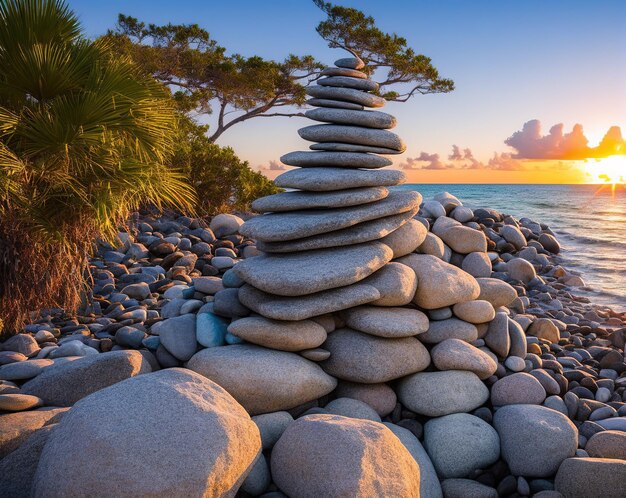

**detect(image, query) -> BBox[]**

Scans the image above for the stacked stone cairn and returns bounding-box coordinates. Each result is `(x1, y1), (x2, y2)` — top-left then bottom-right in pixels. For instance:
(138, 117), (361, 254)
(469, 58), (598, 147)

(3, 56), (626, 498)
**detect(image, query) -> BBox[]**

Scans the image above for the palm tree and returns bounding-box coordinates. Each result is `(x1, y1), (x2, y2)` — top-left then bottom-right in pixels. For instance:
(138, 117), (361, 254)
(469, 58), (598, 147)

(0, 0), (195, 336)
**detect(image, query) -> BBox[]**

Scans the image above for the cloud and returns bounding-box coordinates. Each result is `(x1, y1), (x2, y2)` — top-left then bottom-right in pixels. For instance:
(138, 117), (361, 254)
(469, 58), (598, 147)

(505, 120), (625, 159)
(260, 159), (286, 171)
(400, 152), (450, 170)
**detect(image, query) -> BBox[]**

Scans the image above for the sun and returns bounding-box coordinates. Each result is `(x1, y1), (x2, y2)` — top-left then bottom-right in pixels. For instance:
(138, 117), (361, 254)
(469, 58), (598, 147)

(585, 155), (626, 185)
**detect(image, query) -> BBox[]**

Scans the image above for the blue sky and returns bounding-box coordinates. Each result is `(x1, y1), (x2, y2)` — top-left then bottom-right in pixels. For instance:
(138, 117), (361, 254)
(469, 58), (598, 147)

(67, 0), (626, 181)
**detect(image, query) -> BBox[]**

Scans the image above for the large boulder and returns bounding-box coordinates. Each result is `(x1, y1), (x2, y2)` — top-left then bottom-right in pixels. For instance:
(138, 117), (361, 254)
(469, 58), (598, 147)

(397, 370), (489, 417)
(493, 404), (577, 477)
(187, 345), (337, 415)
(585, 430), (626, 460)
(32, 369), (260, 498)
(398, 254), (480, 309)
(555, 457), (626, 498)
(20, 351), (151, 407)
(321, 328), (430, 383)
(424, 413), (500, 478)
(0, 407), (68, 459)
(270, 414), (420, 497)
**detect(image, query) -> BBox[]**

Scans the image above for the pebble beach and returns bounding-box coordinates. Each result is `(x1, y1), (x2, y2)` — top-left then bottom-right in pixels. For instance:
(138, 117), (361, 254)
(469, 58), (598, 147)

(1, 56), (626, 498)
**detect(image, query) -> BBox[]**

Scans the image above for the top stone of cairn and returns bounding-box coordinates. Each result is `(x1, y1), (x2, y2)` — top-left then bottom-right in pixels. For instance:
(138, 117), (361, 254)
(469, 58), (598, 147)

(334, 56), (365, 69)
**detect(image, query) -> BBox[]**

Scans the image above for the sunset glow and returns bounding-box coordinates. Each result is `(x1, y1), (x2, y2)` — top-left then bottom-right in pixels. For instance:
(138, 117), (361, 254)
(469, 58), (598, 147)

(585, 155), (626, 184)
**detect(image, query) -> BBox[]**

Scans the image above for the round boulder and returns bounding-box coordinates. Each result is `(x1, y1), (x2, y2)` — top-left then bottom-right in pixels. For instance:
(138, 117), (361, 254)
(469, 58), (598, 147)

(555, 457), (626, 498)
(491, 372), (546, 406)
(271, 414), (420, 497)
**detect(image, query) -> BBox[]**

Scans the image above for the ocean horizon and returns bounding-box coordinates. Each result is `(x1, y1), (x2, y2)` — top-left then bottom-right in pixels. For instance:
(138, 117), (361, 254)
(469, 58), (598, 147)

(397, 183), (626, 311)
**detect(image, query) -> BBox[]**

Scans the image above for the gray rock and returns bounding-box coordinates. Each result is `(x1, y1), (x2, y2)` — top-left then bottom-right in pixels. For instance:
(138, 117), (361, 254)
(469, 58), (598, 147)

(233, 242), (392, 296)
(0, 359), (53, 381)
(424, 413), (500, 478)
(0, 424), (55, 498)
(2, 335), (39, 357)
(334, 57), (365, 69)
(158, 314), (197, 361)
(280, 150), (391, 168)
(241, 453), (271, 495)
(32, 369), (260, 498)
(500, 225), (527, 250)
(306, 85), (385, 107)
(439, 226), (487, 254)
(397, 371), (489, 417)
(539, 233), (560, 254)
(192, 276), (224, 294)
(238, 283), (380, 321)
(321, 67), (366, 78)
(0, 393), (43, 412)
(298, 124), (405, 151)
(462, 252), (492, 278)
(452, 300), (495, 324)
(555, 457), (626, 498)
(227, 317), (327, 352)
(252, 186), (388, 212)
(187, 345), (337, 415)
(309, 142), (404, 154)
(213, 288), (250, 318)
(341, 305), (429, 338)
(317, 75), (379, 91)
(476, 278), (518, 307)
(491, 372), (547, 405)
(239, 191), (420, 242)
(324, 397), (381, 422)
(384, 423), (443, 498)
(361, 261), (417, 306)
(431, 338), (497, 379)
(305, 107), (395, 129)
(21, 351), (151, 407)
(252, 411), (294, 450)
(507, 257), (537, 283)
(419, 318), (478, 344)
(441, 479), (498, 498)
(257, 210), (415, 253)
(274, 166), (405, 191)
(380, 218), (428, 258)
(493, 404), (577, 477)
(321, 328), (430, 383)
(0, 407), (69, 459)
(334, 381), (396, 417)
(270, 414), (420, 497)
(306, 98), (364, 110)
(508, 318), (528, 358)
(209, 213), (244, 238)
(484, 312), (511, 358)
(585, 430), (626, 460)
(398, 254), (480, 309)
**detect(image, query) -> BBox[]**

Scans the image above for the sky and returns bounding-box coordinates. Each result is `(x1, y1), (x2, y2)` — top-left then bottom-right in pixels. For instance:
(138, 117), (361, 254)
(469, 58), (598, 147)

(68, 0), (626, 183)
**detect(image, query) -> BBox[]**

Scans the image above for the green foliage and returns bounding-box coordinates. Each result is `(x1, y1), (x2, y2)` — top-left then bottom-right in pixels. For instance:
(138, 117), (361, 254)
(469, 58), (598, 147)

(0, 0), (195, 335)
(314, 0), (454, 100)
(172, 115), (280, 214)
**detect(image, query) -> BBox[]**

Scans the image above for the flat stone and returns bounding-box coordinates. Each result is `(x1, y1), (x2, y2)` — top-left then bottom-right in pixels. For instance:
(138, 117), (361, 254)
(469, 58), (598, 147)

(32, 369), (261, 498)
(317, 75), (379, 91)
(300, 348), (330, 361)
(476, 278), (518, 307)
(384, 423), (443, 498)
(320, 67), (367, 78)
(239, 191), (421, 242)
(299, 124), (405, 151)
(585, 430), (626, 460)
(335, 57), (365, 69)
(321, 328), (430, 383)
(439, 226), (488, 254)
(305, 107), (396, 128)
(484, 312), (511, 358)
(419, 318), (478, 344)
(555, 457), (626, 498)
(306, 85), (385, 107)
(191, 276), (224, 294)
(493, 404), (577, 477)
(270, 414), (420, 497)
(341, 306), (429, 338)
(252, 186), (388, 212)
(380, 219), (428, 258)
(238, 283), (380, 321)
(227, 317), (327, 352)
(280, 150), (391, 168)
(0, 359), (53, 381)
(431, 338), (497, 380)
(233, 242), (393, 296)
(256, 210), (415, 253)
(0, 393), (43, 412)
(453, 300), (495, 323)
(491, 372), (547, 405)
(398, 254), (480, 309)
(0, 407), (68, 458)
(424, 413), (500, 478)
(397, 371), (489, 417)
(274, 167), (405, 191)
(158, 314), (198, 361)
(21, 351), (151, 407)
(309, 142), (403, 154)
(306, 98), (364, 110)
(335, 381), (397, 417)
(361, 261), (417, 306)
(187, 345), (337, 415)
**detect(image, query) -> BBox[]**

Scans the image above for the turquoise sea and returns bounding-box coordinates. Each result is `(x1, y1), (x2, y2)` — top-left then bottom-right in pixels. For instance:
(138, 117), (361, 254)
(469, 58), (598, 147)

(397, 184), (626, 311)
